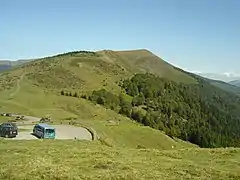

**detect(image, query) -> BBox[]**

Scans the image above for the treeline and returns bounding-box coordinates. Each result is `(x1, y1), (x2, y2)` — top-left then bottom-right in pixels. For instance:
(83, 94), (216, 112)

(60, 90), (87, 99)
(85, 73), (240, 148)
(43, 51), (96, 60)
(54, 51), (96, 57)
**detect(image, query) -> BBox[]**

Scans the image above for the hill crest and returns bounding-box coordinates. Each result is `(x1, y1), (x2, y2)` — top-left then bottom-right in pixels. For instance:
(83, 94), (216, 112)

(1, 49), (196, 93)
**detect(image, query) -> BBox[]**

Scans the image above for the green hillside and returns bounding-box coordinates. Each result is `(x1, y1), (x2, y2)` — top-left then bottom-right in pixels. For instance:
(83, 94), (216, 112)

(3, 50), (196, 95)
(85, 73), (240, 148)
(0, 50), (198, 150)
(106, 49), (197, 83)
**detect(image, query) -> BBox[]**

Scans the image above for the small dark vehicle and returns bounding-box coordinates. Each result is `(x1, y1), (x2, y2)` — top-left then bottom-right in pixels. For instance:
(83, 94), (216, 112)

(5, 113), (12, 117)
(0, 123), (18, 138)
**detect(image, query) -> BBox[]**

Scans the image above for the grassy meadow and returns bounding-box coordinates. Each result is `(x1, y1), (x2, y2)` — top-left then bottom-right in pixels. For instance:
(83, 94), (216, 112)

(0, 140), (239, 180)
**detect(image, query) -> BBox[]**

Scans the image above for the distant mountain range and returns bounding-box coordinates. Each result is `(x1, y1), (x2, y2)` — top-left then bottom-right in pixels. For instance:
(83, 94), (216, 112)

(188, 72), (240, 95)
(194, 72), (240, 82)
(0, 64), (11, 71)
(229, 80), (240, 87)
(0, 59), (34, 72)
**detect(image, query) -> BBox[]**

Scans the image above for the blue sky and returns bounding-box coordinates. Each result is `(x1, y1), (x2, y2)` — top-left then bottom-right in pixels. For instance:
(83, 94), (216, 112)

(1, 0), (240, 74)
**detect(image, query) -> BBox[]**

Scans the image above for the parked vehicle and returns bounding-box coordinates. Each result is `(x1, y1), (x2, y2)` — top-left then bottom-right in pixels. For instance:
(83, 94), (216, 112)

(0, 123), (18, 138)
(5, 113), (12, 117)
(33, 123), (55, 139)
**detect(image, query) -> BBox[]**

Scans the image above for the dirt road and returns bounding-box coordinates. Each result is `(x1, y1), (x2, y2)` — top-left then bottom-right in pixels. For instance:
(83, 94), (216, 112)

(7, 115), (93, 140)
(11, 125), (92, 140)
(9, 73), (24, 98)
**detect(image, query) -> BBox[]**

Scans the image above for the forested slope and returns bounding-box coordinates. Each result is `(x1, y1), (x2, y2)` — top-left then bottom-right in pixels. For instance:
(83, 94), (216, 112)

(82, 73), (240, 148)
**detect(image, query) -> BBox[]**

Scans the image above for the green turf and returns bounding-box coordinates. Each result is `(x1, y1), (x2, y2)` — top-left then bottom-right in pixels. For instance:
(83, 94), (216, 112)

(0, 116), (12, 123)
(0, 140), (239, 180)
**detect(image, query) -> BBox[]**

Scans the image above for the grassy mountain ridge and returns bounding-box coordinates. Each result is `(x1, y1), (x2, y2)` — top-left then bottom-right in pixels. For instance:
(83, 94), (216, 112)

(0, 50), (198, 150)
(108, 49), (197, 83)
(10, 49), (197, 95)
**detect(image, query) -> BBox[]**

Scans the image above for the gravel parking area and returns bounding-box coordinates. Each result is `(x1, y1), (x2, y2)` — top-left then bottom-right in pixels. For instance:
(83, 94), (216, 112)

(6, 124), (92, 140)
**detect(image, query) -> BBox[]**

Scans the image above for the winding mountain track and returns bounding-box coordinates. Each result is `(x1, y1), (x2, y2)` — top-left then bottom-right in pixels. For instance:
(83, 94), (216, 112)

(9, 73), (24, 98)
